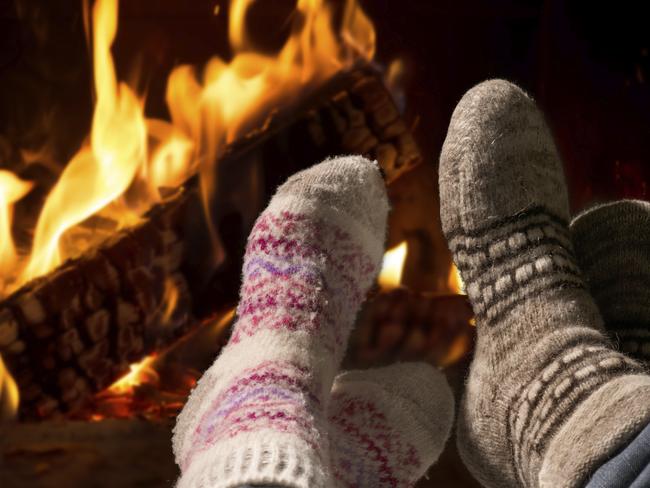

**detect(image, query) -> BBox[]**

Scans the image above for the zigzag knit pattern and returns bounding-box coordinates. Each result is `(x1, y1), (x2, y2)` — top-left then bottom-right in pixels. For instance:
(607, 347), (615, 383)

(330, 390), (421, 485)
(231, 210), (375, 349)
(173, 156), (388, 488)
(328, 363), (454, 488)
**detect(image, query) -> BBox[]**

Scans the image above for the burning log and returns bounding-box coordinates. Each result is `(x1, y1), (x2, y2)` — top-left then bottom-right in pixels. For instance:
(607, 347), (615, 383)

(0, 67), (423, 419)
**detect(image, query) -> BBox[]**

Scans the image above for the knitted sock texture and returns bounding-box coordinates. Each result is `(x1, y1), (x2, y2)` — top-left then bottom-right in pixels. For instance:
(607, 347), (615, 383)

(571, 200), (650, 362)
(439, 79), (650, 488)
(328, 363), (454, 488)
(173, 155), (389, 488)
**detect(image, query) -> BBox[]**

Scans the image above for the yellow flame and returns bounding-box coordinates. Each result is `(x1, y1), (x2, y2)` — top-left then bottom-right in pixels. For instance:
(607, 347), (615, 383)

(147, 119), (195, 192)
(0, 171), (33, 289)
(378, 241), (408, 289)
(166, 0), (375, 263)
(8, 0), (373, 289)
(161, 277), (180, 324)
(0, 355), (19, 419)
(21, 0), (148, 282)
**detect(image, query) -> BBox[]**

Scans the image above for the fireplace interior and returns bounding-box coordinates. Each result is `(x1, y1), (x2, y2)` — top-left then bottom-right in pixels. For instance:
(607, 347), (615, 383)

(1, 1), (649, 487)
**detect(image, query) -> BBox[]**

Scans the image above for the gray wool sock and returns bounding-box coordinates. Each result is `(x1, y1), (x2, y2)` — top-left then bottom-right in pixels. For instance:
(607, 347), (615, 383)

(571, 200), (650, 362)
(439, 79), (650, 488)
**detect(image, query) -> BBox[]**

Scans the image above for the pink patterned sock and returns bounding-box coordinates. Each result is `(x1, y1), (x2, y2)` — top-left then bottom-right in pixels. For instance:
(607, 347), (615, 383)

(173, 156), (389, 488)
(329, 363), (454, 488)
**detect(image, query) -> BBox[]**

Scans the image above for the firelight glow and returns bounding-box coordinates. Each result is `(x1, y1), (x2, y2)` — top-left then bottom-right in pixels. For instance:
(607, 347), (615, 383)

(0, 0), (375, 296)
(449, 263), (465, 294)
(0, 171), (32, 288)
(378, 241), (408, 289)
(0, 0), (376, 417)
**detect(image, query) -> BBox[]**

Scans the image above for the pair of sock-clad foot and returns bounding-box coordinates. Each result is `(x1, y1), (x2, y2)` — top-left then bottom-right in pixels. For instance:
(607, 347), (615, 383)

(172, 79), (650, 488)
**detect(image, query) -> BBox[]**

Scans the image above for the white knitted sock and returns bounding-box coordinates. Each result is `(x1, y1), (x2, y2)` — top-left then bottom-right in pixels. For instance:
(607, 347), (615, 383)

(328, 363), (454, 488)
(173, 155), (389, 488)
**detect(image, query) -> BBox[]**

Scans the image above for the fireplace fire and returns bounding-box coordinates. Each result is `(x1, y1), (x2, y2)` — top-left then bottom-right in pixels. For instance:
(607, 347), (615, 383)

(0, 0), (474, 486)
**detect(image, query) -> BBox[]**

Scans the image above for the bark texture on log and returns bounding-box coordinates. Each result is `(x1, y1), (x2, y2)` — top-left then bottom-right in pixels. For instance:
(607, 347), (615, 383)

(0, 67), (424, 419)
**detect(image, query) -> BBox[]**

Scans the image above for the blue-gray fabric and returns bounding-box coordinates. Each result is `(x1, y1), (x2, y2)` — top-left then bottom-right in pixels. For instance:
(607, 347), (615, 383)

(586, 422), (650, 488)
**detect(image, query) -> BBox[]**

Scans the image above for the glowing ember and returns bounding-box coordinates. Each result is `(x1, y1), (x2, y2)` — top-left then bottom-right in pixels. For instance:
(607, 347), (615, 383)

(378, 241), (408, 289)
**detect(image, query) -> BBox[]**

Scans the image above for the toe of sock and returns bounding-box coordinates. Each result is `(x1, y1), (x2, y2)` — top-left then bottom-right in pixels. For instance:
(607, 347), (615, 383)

(334, 362), (455, 455)
(272, 154), (389, 252)
(439, 79), (570, 237)
(447, 79), (532, 133)
(571, 199), (650, 248)
(277, 155), (387, 206)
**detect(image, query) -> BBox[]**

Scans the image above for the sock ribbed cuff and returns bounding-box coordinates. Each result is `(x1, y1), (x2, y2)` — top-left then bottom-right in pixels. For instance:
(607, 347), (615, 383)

(176, 434), (328, 488)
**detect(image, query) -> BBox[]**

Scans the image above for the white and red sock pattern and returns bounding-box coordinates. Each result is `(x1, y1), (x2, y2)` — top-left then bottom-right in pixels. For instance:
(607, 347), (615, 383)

(173, 156), (389, 488)
(328, 363), (454, 488)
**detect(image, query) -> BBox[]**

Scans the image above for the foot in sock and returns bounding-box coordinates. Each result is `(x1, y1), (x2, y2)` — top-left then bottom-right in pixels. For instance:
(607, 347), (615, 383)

(439, 79), (650, 488)
(233, 362), (455, 488)
(571, 200), (650, 363)
(328, 362), (454, 487)
(173, 155), (389, 488)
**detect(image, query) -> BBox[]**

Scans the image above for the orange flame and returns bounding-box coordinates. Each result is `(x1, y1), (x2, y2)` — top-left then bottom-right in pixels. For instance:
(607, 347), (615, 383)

(161, 277), (180, 324)
(0, 0), (374, 294)
(0, 355), (19, 419)
(166, 0), (375, 264)
(0, 0), (376, 414)
(448, 263), (465, 295)
(0, 171), (32, 291)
